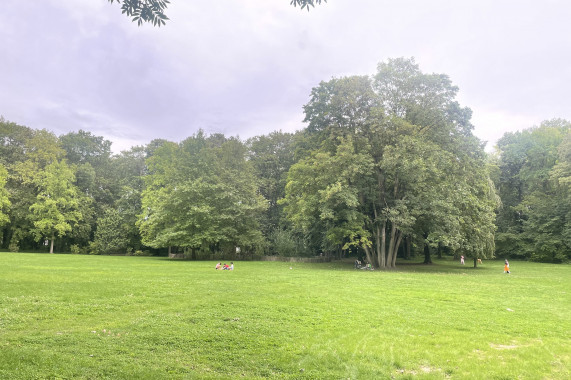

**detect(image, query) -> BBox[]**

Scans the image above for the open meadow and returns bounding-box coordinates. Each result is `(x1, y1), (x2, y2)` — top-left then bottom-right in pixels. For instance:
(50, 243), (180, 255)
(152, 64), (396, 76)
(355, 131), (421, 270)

(0, 252), (569, 379)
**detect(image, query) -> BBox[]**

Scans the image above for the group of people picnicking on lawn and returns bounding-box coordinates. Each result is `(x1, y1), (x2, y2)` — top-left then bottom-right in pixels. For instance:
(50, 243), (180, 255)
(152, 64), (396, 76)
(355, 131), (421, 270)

(215, 262), (233, 270)
(354, 257), (373, 270)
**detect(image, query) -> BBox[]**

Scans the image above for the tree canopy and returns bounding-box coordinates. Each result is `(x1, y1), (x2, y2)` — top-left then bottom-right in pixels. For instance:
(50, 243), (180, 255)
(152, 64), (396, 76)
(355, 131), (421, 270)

(0, 164), (10, 228)
(108, 0), (170, 27)
(137, 132), (267, 257)
(29, 160), (82, 253)
(283, 58), (498, 268)
(495, 119), (570, 262)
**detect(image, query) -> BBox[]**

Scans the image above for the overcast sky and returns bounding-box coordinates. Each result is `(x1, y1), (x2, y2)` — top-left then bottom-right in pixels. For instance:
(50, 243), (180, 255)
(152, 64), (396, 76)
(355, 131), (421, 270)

(1, 0), (570, 153)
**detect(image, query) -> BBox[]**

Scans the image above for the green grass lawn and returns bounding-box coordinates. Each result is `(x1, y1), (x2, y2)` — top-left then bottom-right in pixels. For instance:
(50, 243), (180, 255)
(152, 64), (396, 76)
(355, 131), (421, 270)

(0, 252), (569, 379)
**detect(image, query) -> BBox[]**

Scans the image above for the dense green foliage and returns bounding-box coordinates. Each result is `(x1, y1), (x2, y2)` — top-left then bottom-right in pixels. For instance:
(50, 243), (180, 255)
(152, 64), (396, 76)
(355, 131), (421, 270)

(138, 133), (267, 257)
(1, 252), (569, 379)
(0, 164), (10, 227)
(282, 59), (498, 268)
(92, 208), (130, 254)
(1, 58), (569, 264)
(29, 160), (82, 254)
(495, 119), (571, 262)
(108, 0), (170, 26)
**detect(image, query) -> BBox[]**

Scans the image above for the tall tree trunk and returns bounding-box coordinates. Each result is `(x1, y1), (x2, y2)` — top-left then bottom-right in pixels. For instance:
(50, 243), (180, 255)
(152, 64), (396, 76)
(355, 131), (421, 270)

(50, 233), (55, 254)
(380, 220), (386, 268)
(374, 168), (387, 269)
(391, 231), (403, 268)
(363, 245), (373, 267)
(375, 224), (382, 268)
(422, 232), (432, 264)
(423, 243), (432, 264)
(473, 257), (477, 268)
(386, 223), (397, 269)
(386, 176), (401, 269)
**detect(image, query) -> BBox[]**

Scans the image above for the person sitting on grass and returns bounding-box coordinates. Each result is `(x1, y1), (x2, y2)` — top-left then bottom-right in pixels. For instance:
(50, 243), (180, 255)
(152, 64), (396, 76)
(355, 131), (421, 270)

(229, 262), (234, 270)
(223, 263), (229, 270)
(215, 262), (221, 270)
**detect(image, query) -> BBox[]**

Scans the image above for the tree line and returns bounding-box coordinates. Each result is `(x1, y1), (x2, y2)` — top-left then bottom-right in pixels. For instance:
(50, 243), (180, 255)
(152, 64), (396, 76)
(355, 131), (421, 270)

(1, 58), (569, 265)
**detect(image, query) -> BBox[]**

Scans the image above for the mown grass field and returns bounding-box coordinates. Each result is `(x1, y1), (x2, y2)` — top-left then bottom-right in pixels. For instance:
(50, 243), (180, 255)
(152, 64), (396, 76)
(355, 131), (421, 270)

(0, 252), (569, 379)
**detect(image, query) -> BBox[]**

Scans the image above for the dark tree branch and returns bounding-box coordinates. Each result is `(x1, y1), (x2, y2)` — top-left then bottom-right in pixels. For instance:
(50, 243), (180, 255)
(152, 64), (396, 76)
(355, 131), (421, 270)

(108, 0), (327, 27)
(108, 0), (170, 27)
(290, 0), (327, 11)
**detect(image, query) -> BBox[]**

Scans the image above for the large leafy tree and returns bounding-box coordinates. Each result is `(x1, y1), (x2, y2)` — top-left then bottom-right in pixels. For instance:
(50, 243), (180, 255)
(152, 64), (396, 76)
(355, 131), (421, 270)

(2, 126), (66, 251)
(138, 131), (266, 257)
(283, 137), (373, 257)
(29, 160), (82, 253)
(284, 58), (497, 268)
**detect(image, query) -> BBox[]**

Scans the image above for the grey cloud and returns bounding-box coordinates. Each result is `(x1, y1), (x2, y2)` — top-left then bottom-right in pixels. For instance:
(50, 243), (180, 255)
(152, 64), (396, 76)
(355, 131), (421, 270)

(1, 0), (570, 153)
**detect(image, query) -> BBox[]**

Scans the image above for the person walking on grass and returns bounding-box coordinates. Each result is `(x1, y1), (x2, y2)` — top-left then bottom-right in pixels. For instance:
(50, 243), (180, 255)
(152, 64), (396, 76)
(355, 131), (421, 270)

(460, 255), (465, 265)
(504, 259), (510, 274)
